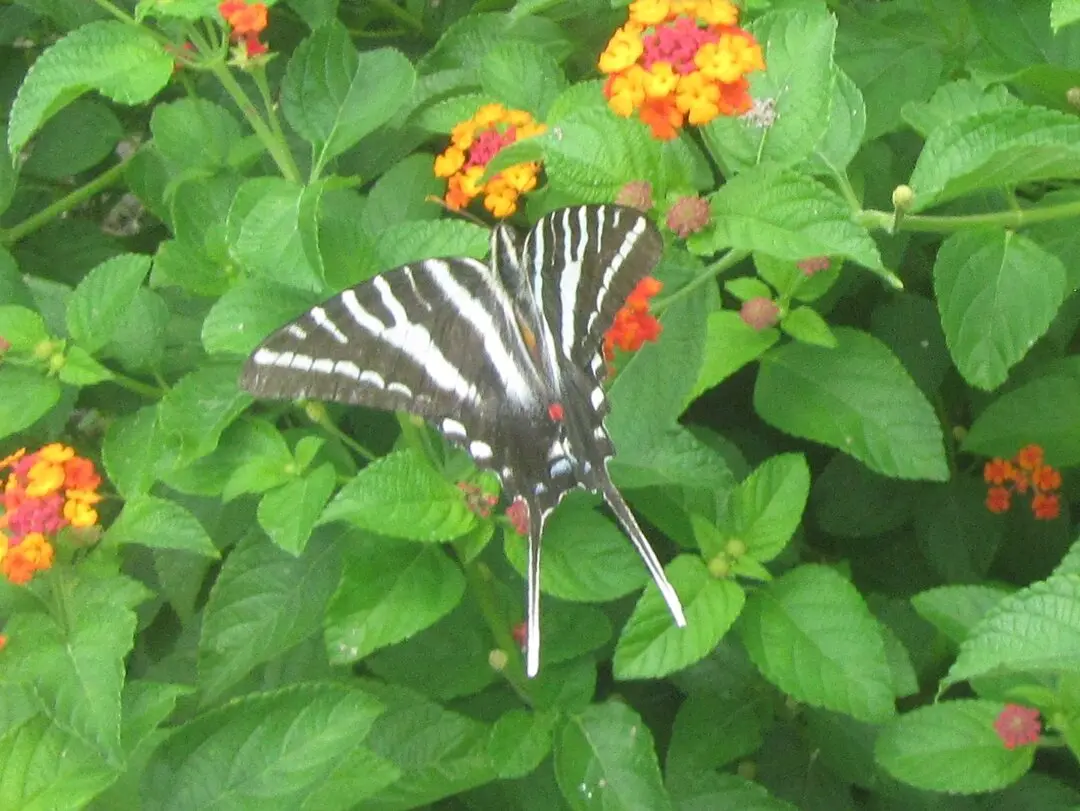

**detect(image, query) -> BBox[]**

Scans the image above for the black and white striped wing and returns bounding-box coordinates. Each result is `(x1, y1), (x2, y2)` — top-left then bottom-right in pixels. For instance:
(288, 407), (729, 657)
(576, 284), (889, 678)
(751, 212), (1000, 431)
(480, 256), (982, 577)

(524, 205), (663, 374)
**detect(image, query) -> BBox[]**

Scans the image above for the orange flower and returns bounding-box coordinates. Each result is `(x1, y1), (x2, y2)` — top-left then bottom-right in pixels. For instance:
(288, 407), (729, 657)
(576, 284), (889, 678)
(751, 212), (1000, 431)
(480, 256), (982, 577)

(986, 486), (1011, 514)
(604, 277), (664, 363)
(983, 458), (1015, 485)
(600, 2), (764, 139)
(1032, 465), (1062, 491)
(433, 104), (545, 218)
(994, 704), (1041, 750)
(1017, 444), (1044, 471)
(1032, 493), (1060, 521)
(983, 444), (1062, 521)
(1, 444), (104, 542)
(219, 0), (267, 35)
(1, 532), (54, 585)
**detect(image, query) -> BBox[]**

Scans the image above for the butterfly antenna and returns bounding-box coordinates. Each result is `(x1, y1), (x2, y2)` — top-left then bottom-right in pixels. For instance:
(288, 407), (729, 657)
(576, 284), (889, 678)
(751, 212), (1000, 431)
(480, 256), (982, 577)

(524, 498), (545, 677)
(598, 476), (687, 627)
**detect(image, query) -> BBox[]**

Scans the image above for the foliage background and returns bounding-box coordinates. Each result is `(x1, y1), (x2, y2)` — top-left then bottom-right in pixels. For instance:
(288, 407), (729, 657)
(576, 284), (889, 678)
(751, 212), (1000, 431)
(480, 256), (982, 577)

(2, 0), (1080, 808)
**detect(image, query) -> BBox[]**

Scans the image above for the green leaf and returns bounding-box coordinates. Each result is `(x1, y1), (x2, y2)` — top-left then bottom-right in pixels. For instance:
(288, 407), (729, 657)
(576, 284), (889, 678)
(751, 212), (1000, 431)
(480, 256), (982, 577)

(807, 68), (867, 175)
(934, 229), (1067, 390)
(908, 106), (1080, 211)
(876, 700), (1034, 793)
(150, 98), (242, 172)
(671, 772), (797, 810)
(221, 422), (296, 502)
(359, 153), (445, 235)
(755, 328), (947, 481)
(0, 366), (61, 439)
(20, 98), (121, 179)
(911, 585), (1011, 646)
(142, 684), (384, 809)
(481, 40), (566, 119)
(692, 166), (889, 279)
(811, 454), (917, 539)
(725, 453), (810, 563)
(555, 702), (673, 811)
(725, 278), (774, 301)
(703, 7), (835, 172)
(666, 690), (768, 781)
(282, 23), (415, 167)
(103, 495), (219, 558)
(102, 404), (177, 498)
(691, 311), (779, 400)
(614, 556), (744, 680)
(9, 21), (172, 155)
(58, 345), (114, 386)
(1053, 0), (1080, 31)
(963, 369), (1080, 466)
(325, 537), (465, 663)
(944, 573), (1080, 688)
(257, 463), (337, 555)
(202, 279), (322, 357)
(901, 79), (1021, 139)
(157, 361), (252, 464)
(65, 254), (151, 353)
(320, 450), (476, 541)
(738, 564), (895, 723)
(503, 493), (647, 603)
(197, 529), (342, 702)
(915, 477), (1004, 583)
(781, 306), (837, 348)
(0, 304), (49, 351)
(869, 293), (951, 397)
(487, 710), (557, 779)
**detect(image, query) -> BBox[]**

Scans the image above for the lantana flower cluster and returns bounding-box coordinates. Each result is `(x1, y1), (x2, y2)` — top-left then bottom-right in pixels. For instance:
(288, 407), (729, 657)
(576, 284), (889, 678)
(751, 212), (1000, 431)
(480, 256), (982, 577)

(219, 0), (269, 58)
(434, 104), (546, 218)
(984, 444), (1062, 520)
(599, 0), (765, 140)
(993, 704), (1041, 750)
(0, 444), (102, 585)
(603, 277), (663, 364)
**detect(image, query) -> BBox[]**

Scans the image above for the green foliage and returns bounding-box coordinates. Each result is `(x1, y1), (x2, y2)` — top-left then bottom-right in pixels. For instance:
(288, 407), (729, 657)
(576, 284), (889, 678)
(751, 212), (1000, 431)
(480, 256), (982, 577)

(1, 0), (1079, 808)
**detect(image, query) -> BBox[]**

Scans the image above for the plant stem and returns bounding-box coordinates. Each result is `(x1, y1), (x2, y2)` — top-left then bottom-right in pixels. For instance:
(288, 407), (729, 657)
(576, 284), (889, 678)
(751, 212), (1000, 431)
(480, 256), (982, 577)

(654, 250), (750, 314)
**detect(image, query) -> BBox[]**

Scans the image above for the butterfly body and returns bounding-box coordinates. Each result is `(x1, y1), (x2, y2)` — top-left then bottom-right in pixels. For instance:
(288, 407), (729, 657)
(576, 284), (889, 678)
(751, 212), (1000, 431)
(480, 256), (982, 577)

(241, 204), (687, 676)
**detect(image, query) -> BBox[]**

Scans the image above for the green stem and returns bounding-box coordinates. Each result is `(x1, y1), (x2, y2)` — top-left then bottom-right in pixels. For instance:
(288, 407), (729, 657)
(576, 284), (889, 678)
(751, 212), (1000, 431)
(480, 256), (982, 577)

(209, 62), (301, 183)
(858, 199), (1080, 234)
(309, 407), (376, 461)
(0, 159), (131, 245)
(106, 368), (166, 398)
(653, 250), (750, 314)
(462, 558), (534, 703)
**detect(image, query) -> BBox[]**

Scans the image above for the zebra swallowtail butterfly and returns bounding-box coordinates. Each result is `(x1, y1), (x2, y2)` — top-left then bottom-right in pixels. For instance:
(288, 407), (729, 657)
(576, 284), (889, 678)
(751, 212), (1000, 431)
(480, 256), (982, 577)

(240, 204), (687, 676)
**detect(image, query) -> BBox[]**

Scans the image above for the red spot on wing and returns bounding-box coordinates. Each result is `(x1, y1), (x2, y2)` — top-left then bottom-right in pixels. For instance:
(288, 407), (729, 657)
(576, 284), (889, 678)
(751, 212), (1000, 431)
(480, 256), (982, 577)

(548, 403), (565, 422)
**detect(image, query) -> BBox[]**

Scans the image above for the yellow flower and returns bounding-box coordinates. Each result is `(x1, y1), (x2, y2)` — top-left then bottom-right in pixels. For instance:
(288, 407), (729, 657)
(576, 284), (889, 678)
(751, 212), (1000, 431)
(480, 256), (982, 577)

(450, 119), (477, 149)
(599, 26), (645, 74)
(25, 460), (64, 497)
(38, 444), (74, 464)
(484, 187), (518, 218)
(605, 66), (648, 117)
(64, 498), (98, 528)
(692, 0), (738, 25)
(642, 62), (679, 98)
(501, 163), (540, 193)
(434, 146), (465, 178)
(695, 34), (765, 84)
(0, 449), (25, 469)
(629, 0), (671, 26)
(474, 103), (507, 127)
(676, 72), (721, 124)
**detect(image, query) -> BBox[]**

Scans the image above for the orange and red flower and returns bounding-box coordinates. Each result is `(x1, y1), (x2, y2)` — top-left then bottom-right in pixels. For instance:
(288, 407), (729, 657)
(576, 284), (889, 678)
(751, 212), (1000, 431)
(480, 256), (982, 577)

(983, 444), (1062, 520)
(993, 704), (1041, 750)
(0, 444), (103, 585)
(219, 1), (269, 58)
(599, 1), (765, 140)
(434, 104), (546, 218)
(603, 277), (663, 366)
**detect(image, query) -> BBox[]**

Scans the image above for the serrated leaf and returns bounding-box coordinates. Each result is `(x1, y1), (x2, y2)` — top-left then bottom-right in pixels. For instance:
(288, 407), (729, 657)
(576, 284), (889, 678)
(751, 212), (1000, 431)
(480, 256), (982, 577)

(754, 327), (947, 481)
(901, 79), (1021, 138)
(65, 254), (151, 353)
(614, 556), (744, 680)
(319, 450), (476, 541)
(909, 106), (1080, 211)
(101, 404), (177, 498)
(142, 684), (384, 809)
(869, 293), (951, 397)
(555, 702), (673, 811)
(157, 361), (252, 464)
(1053, 0), (1080, 31)
(480, 40), (566, 118)
(359, 153), (444, 235)
(703, 7), (835, 172)
(911, 585), (1011, 646)
(9, 21), (172, 155)
(487, 710), (557, 779)
(693, 166), (888, 279)
(876, 701), (1034, 793)
(503, 493), (647, 602)
(202, 279), (322, 357)
(257, 463), (337, 555)
(197, 529), (342, 702)
(781, 306), (837, 348)
(666, 690), (768, 781)
(738, 564), (895, 722)
(691, 311), (779, 399)
(807, 68), (867, 175)
(725, 278), (774, 301)
(0, 366), (61, 439)
(934, 229), (1067, 390)
(57, 345), (114, 386)
(725, 453), (809, 563)
(0, 304), (49, 350)
(963, 371), (1080, 466)
(944, 573), (1080, 688)
(282, 22), (415, 168)
(150, 98), (242, 171)
(811, 454), (917, 539)
(915, 477), (1004, 583)
(103, 495), (219, 558)
(325, 538), (465, 663)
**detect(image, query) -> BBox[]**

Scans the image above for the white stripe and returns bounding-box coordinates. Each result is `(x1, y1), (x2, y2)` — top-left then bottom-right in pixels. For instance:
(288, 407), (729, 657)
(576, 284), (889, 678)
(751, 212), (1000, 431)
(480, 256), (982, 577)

(252, 348), (278, 366)
(334, 360), (361, 380)
(469, 440), (493, 460)
(558, 207), (589, 359)
(309, 306), (348, 344)
(286, 324), (308, 339)
(359, 369), (385, 388)
(590, 386), (605, 410)
(311, 358), (334, 374)
(442, 418), (467, 439)
(340, 284), (477, 403)
(388, 382), (412, 397)
(586, 213), (648, 337)
(424, 260), (534, 404)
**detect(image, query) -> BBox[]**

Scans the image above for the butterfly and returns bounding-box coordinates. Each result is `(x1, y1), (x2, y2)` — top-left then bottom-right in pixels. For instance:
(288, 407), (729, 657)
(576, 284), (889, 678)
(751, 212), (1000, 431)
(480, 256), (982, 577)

(240, 204), (686, 675)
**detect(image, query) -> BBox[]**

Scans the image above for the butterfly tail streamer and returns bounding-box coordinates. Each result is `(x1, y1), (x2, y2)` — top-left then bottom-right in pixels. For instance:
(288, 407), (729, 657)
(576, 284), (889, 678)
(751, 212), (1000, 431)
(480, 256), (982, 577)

(524, 497), (546, 678)
(598, 477), (687, 628)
